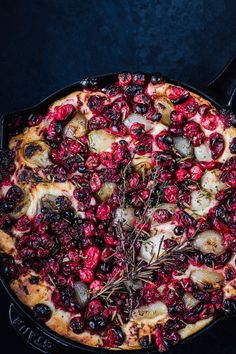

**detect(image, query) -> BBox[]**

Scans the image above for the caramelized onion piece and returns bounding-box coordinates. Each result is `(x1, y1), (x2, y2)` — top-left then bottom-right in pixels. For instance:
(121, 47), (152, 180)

(173, 137), (193, 157)
(74, 281), (90, 308)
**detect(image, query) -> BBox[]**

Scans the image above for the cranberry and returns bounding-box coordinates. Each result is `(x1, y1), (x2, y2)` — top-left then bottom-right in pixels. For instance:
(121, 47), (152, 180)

(209, 132), (225, 159)
(73, 188), (88, 201)
(89, 280), (103, 292)
(89, 115), (108, 130)
(105, 326), (124, 347)
(54, 104), (74, 121)
(79, 267), (94, 283)
(96, 204), (110, 221)
(139, 335), (154, 349)
(85, 153), (100, 170)
(86, 299), (103, 318)
(183, 121), (205, 147)
(6, 185), (24, 202)
(135, 135), (153, 155)
(190, 165), (203, 181)
(229, 137), (236, 154)
(132, 73), (146, 85)
(176, 168), (190, 182)
(129, 122), (145, 140)
(134, 103), (147, 114)
(164, 184), (178, 204)
(15, 215), (31, 232)
(153, 209), (171, 223)
(175, 97), (198, 118)
(90, 172), (102, 193)
(84, 246), (101, 269)
(201, 113), (218, 131)
(33, 304), (52, 322)
(70, 314), (85, 334)
(118, 72), (132, 85)
(0, 215), (11, 229)
(174, 226), (184, 235)
(100, 152), (116, 168)
(87, 315), (107, 331)
(87, 95), (105, 113)
(156, 131), (173, 151)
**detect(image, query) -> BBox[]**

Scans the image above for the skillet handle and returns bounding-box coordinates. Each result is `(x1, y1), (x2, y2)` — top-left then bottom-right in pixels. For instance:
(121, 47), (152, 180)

(8, 303), (71, 354)
(207, 54), (236, 111)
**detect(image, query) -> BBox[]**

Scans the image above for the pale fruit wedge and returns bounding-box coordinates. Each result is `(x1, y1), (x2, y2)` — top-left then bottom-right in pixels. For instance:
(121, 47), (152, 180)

(131, 301), (168, 321)
(191, 268), (224, 290)
(190, 189), (217, 216)
(124, 113), (153, 130)
(193, 230), (225, 256)
(173, 136), (193, 157)
(140, 229), (174, 262)
(194, 143), (212, 162)
(113, 207), (135, 230)
(63, 112), (87, 139)
(183, 293), (200, 310)
(88, 130), (116, 153)
(201, 169), (225, 194)
(96, 182), (116, 202)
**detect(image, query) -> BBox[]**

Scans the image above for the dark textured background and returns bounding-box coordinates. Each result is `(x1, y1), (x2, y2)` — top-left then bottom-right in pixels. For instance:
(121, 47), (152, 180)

(0, 0), (236, 353)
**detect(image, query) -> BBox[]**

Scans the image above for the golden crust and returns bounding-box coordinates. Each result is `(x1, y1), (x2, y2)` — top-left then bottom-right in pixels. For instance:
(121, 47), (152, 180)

(179, 318), (213, 339)
(46, 309), (103, 347)
(0, 230), (16, 255)
(10, 274), (52, 307)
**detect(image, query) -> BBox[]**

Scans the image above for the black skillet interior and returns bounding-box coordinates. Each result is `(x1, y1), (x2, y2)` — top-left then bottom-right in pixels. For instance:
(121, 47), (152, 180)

(0, 68), (236, 354)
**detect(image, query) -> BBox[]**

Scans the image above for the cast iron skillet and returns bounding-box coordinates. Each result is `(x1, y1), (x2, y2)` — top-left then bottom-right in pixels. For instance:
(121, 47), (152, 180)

(0, 56), (236, 354)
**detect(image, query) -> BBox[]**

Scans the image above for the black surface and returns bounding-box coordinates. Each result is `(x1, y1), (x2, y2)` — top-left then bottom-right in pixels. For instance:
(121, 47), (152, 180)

(0, 1), (236, 353)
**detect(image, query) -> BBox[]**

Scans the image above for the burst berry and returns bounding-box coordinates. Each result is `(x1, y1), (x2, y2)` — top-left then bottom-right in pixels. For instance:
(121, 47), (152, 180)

(190, 165), (203, 181)
(70, 314), (85, 334)
(97, 204), (110, 220)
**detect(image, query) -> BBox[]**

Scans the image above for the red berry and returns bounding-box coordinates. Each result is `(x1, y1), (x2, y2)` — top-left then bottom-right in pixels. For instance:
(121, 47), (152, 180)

(85, 153), (100, 170)
(84, 221), (96, 237)
(201, 113), (218, 131)
(164, 184), (178, 203)
(68, 140), (81, 154)
(175, 168), (190, 182)
(130, 123), (145, 140)
(89, 280), (103, 292)
(190, 165), (203, 181)
(153, 209), (171, 223)
(15, 215), (31, 232)
(84, 246), (101, 269)
(100, 152), (116, 168)
(37, 222), (48, 234)
(209, 132), (225, 160)
(86, 299), (104, 319)
(54, 104), (74, 121)
(90, 173), (102, 192)
(101, 247), (113, 262)
(79, 267), (94, 283)
(97, 204), (110, 220)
